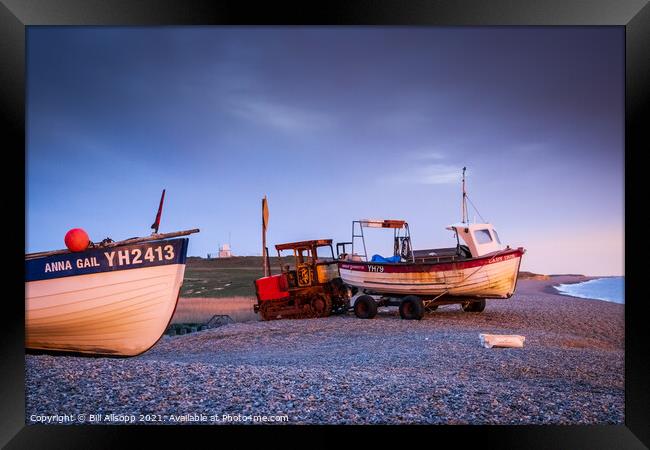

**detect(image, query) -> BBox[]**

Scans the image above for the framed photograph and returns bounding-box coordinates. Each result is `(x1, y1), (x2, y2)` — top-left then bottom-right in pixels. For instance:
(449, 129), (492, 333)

(3, 0), (648, 447)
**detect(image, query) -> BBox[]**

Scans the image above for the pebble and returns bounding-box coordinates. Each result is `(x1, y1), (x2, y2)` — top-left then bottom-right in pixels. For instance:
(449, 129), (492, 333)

(25, 291), (624, 425)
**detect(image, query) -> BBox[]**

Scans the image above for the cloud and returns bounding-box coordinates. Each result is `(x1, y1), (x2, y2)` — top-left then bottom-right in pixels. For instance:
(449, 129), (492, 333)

(418, 164), (463, 184)
(514, 142), (546, 154)
(390, 163), (462, 185)
(374, 109), (432, 130)
(410, 148), (446, 160)
(228, 97), (332, 133)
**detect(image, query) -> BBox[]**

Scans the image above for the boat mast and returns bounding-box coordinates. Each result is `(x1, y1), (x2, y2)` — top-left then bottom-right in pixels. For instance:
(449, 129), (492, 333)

(461, 167), (468, 224)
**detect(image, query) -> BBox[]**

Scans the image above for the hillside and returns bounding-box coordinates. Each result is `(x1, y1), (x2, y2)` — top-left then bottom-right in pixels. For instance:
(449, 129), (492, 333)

(517, 271), (551, 281)
(182, 256), (293, 298)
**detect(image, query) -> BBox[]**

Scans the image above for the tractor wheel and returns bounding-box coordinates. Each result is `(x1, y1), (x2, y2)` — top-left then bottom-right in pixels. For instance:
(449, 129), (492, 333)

(399, 296), (425, 320)
(258, 302), (276, 321)
(461, 299), (486, 313)
(311, 294), (332, 318)
(354, 295), (377, 319)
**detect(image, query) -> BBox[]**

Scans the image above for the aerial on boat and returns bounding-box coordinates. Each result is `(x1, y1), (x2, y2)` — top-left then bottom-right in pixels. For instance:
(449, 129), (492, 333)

(25, 190), (199, 356)
(336, 168), (526, 319)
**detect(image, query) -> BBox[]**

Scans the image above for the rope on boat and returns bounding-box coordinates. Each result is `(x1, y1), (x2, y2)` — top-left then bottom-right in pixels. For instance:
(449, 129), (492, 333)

(25, 228), (200, 259)
(89, 237), (115, 248)
(452, 248), (512, 288)
(465, 194), (487, 223)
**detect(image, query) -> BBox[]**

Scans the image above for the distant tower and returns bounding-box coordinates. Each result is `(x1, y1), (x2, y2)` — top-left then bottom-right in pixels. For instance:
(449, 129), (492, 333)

(218, 243), (233, 258)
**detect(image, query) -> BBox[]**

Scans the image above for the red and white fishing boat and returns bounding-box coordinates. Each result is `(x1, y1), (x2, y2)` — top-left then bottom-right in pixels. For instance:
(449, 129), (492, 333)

(336, 168), (525, 319)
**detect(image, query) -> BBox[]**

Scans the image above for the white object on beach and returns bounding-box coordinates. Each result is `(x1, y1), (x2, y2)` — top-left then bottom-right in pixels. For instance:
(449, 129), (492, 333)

(479, 333), (525, 348)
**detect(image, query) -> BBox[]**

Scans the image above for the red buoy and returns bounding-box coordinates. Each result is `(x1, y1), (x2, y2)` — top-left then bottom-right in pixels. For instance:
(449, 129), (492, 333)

(64, 228), (90, 252)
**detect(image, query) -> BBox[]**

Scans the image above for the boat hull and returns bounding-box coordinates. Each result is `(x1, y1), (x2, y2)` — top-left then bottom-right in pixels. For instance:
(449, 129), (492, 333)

(25, 238), (188, 356)
(338, 248), (524, 299)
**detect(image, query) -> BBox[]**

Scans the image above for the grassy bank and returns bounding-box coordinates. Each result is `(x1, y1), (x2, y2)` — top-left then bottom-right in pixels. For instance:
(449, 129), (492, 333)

(181, 256), (293, 298)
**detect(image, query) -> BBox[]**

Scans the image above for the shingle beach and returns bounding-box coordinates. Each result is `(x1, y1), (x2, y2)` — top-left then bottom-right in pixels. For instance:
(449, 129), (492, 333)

(25, 276), (624, 425)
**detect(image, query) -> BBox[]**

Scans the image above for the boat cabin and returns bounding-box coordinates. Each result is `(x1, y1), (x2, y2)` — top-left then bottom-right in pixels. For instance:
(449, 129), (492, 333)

(446, 223), (506, 257)
(412, 223), (506, 261)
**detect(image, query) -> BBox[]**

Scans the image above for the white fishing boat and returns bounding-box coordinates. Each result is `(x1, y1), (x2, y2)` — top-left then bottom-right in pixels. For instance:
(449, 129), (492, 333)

(339, 220), (524, 298)
(336, 168), (525, 319)
(25, 191), (199, 356)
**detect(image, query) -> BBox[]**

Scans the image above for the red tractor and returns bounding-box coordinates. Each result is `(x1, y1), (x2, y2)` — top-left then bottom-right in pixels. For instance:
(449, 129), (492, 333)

(254, 239), (350, 320)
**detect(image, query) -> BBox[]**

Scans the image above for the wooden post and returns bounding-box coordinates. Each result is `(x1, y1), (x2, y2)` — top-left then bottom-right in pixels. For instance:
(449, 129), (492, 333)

(262, 196), (269, 277)
(262, 234), (268, 278)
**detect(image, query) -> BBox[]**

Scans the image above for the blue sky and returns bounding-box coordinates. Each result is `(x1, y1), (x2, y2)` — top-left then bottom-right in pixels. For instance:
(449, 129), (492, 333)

(26, 27), (624, 276)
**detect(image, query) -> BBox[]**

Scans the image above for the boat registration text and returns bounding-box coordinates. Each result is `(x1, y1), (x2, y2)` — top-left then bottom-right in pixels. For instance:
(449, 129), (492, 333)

(26, 238), (188, 282)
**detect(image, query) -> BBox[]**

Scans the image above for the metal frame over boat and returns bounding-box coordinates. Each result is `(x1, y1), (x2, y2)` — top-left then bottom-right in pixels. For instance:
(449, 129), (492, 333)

(336, 168), (525, 319)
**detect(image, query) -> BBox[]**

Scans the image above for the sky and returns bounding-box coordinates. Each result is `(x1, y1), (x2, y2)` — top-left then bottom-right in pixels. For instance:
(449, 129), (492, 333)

(26, 27), (624, 276)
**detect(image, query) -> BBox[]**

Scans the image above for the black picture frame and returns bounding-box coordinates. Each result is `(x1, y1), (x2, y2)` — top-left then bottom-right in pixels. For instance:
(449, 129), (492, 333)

(2, 0), (648, 447)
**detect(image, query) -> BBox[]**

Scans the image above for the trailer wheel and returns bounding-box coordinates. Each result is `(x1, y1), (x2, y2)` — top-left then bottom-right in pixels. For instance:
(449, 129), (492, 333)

(461, 299), (486, 313)
(400, 296), (425, 320)
(354, 295), (377, 319)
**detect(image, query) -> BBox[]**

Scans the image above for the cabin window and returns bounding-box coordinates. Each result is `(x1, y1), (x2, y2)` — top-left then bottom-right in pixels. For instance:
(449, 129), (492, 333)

(316, 245), (334, 261)
(474, 229), (493, 244)
(295, 248), (313, 263)
(492, 229), (502, 244)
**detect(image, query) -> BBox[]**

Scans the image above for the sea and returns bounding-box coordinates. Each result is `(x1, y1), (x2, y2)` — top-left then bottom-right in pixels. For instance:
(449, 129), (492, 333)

(554, 277), (625, 304)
